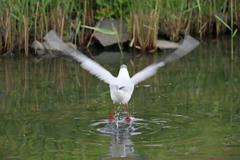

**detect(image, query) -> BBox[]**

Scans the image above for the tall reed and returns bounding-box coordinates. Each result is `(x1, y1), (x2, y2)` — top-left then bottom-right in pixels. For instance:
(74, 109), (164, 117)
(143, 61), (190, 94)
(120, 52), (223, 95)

(215, 0), (238, 60)
(0, 0), (239, 56)
(129, 0), (160, 51)
(0, 0), (94, 55)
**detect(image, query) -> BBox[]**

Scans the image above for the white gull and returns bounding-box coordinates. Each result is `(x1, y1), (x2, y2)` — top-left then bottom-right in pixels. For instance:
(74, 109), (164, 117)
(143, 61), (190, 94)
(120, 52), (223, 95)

(44, 30), (199, 121)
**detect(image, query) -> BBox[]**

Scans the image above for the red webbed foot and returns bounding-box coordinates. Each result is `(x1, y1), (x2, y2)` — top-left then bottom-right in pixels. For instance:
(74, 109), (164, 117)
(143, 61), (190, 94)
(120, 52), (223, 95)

(108, 104), (115, 120)
(108, 114), (115, 120)
(125, 114), (131, 121)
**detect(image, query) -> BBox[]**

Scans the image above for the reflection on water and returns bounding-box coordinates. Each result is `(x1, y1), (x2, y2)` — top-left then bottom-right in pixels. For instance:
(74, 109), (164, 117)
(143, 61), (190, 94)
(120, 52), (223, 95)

(0, 36), (240, 159)
(92, 117), (141, 159)
(110, 131), (134, 158)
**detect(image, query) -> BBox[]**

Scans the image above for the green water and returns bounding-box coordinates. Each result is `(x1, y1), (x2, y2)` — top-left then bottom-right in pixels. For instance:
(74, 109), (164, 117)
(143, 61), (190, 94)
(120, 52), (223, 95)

(0, 37), (240, 160)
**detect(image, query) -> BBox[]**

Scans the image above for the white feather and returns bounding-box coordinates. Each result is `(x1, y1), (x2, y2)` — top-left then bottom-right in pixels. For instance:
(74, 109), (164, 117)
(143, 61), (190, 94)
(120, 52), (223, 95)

(130, 62), (165, 85)
(71, 52), (117, 85)
(44, 30), (117, 85)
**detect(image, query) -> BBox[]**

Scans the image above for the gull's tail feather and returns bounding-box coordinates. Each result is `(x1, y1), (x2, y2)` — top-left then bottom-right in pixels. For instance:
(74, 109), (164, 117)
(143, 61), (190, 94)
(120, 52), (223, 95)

(159, 35), (200, 64)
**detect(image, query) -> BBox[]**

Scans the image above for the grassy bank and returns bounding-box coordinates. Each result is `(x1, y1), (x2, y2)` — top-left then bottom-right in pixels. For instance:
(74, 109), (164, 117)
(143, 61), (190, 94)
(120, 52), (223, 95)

(0, 0), (239, 56)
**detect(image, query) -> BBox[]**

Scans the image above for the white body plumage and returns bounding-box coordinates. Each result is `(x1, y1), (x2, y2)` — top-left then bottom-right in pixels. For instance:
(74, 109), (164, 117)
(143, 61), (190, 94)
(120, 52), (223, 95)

(110, 65), (134, 104)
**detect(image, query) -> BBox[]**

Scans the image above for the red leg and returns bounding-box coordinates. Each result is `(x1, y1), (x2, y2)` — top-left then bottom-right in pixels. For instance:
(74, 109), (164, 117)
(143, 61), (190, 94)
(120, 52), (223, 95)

(108, 104), (115, 120)
(125, 104), (131, 121)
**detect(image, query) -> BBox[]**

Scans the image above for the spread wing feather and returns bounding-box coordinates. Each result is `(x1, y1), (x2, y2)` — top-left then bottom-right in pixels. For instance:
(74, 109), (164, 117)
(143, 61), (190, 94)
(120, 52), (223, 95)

(130, 62), (165, 85)
(44, 30), (117, 85)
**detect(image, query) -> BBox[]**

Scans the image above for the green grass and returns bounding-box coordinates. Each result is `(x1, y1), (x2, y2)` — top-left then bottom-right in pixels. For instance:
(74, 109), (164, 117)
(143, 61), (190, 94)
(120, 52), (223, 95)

(0, 0), (239, 56)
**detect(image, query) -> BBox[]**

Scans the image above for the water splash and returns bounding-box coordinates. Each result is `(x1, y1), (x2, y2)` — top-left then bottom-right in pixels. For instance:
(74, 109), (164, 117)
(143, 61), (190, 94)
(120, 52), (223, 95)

(92, 115), (143, 135)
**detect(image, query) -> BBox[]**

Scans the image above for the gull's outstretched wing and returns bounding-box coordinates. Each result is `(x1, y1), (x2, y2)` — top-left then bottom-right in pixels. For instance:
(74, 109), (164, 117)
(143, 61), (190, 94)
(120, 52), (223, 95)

(71, 52), (118, 84)
(159, 35), (200, 63)
(131, 35), (200, 85)
(44, 30), (117, 85)
(130, 62), (165, 85)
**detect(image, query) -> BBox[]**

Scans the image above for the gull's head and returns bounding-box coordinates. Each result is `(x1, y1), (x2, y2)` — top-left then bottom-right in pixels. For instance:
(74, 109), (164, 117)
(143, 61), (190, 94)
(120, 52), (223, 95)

(120, 64), (127, 69)
(118, 64), (130, 79)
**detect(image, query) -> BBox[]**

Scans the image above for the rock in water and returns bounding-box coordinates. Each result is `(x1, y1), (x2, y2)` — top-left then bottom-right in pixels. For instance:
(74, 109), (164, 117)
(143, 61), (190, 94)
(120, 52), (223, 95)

(2, 51), (15, 57)
(94, 18), (130, 47)
(156, 40), (180, 49)
(32, 40), (45, 50)
(94, 51), (129, 64)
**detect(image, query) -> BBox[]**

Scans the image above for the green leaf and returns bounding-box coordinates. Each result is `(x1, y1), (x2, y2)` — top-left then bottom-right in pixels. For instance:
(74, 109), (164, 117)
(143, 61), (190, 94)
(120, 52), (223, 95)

(11, 13), (20, 21)
(143, 24), (154, 30)
(81, 25), (115, 35)
(232, 29), (238, 38)
(75, 21), (82, 36)
(183, 5), (198, 14)
(215, 15), (232, 31)
(196, 0), (201, 13)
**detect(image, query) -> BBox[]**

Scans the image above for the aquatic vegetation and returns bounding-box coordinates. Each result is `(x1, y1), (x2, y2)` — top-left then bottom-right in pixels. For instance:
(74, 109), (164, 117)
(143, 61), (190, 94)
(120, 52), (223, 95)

(215, 0), (238, 60)
(0, 0), (239, 55)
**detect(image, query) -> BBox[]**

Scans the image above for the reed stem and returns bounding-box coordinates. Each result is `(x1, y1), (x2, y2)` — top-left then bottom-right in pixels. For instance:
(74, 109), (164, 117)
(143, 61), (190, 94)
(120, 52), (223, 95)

(0, 0), (239, 56)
